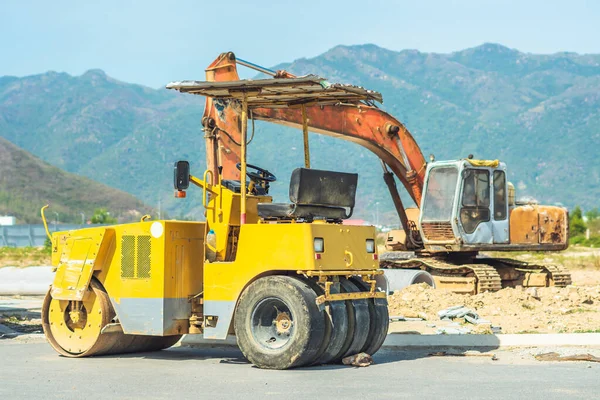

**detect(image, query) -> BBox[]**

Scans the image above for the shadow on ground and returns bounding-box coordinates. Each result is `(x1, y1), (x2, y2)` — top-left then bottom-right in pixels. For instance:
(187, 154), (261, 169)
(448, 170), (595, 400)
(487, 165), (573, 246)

(83, 342), (501, 370)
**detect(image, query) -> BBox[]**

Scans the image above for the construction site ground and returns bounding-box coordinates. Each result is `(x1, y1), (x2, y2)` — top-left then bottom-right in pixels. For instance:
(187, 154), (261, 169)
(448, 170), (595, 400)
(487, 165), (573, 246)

(387, 246), (600, 335)
(2, 251), (600, 400)
(1, 339), (598, 400)
(1, 246), (599, 337)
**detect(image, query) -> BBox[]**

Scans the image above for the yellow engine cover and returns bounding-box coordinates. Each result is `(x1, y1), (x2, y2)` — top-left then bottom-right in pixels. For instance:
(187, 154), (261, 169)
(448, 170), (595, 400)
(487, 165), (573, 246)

(52, 220), (206, 336)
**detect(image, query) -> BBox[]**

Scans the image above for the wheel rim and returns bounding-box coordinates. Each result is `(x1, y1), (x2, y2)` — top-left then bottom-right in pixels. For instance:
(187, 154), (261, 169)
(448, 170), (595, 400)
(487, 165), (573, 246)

(250, 297), (295, 350)
(47, 292), (104, 355)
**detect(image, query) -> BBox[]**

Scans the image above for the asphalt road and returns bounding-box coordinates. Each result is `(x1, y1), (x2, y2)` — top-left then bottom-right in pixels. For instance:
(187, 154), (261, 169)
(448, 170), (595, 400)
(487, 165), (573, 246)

(0, 339), (598, 400)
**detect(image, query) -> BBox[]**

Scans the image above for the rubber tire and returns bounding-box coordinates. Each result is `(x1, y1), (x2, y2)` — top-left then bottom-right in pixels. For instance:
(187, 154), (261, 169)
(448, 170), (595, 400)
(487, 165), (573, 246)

(337, 278), (370, 360)
(300, 278), (331, 366)
(351, 277), (389, 356)
(329, 292), (356, 363)
(234, 275), (326, 369)
(303, 279), (349, 365)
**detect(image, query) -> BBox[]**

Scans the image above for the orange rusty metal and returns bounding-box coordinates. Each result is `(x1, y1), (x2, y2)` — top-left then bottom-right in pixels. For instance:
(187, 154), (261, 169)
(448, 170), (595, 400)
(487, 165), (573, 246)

(421, 222), (455, 242)
(203, 52), (243, 181)
(509, 205), (568, 248)
(203, 52), (426, 206)
(252, 106), (426, 205)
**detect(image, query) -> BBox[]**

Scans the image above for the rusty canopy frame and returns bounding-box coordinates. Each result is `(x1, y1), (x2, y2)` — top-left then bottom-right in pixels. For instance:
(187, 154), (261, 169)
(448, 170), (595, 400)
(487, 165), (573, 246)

(166, 76), (382, 108)
(167, 77), (383, 224)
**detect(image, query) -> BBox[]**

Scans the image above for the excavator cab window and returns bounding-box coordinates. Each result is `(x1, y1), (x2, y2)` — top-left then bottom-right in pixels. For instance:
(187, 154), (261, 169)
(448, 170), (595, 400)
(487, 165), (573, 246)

(493, 170), (507, 220)
(460, 169), (490, 234)
(421, 167), (459, 222)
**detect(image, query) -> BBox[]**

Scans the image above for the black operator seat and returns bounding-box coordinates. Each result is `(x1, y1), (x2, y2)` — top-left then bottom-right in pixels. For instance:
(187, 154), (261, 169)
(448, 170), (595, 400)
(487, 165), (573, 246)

(257, 168), (358, 221)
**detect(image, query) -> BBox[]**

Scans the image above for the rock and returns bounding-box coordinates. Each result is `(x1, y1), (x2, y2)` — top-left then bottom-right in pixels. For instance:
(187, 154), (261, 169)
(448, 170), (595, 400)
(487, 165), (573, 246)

(400, 310), (422, 319)
(525, 287), (540, 300)
(0, 323), (18, 339)
(436, 327), (471, 335)
(342, 353), (373, 367)
(471, 324), (493, 334)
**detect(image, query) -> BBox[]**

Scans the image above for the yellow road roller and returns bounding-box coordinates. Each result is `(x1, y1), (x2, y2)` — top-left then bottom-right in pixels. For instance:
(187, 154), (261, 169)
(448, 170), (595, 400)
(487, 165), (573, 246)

(41, 73), (388, 369)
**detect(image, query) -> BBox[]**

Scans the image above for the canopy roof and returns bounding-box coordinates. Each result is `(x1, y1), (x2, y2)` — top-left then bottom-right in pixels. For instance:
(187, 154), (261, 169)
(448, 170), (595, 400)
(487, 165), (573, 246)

(166, 75), (383, 108)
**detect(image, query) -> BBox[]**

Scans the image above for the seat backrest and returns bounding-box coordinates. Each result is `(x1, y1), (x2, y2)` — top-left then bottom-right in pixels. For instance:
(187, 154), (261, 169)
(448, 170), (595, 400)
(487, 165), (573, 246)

(289, 168), (358, 209)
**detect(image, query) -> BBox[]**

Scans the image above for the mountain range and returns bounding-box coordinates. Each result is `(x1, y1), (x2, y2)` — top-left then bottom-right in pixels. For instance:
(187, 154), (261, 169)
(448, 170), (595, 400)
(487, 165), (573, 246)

(0, 137), (152, 223)
(1, 43), (599, 223)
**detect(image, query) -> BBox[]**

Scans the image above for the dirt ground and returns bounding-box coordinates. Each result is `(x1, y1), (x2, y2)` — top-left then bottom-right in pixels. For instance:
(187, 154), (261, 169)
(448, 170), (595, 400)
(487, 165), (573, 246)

(385, 246), (600, 334)
(388, 283), (600, 334)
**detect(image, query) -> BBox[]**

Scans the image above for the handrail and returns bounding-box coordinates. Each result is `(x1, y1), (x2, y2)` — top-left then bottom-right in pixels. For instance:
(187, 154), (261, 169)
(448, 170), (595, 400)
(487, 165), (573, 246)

(202, 170), (214, 209)
(40, 205), (52, 240)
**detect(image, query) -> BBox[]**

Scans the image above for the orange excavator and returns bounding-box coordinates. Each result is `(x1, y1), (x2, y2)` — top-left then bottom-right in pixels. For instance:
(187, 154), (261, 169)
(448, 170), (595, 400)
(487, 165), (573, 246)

(169, 52), (571, 294)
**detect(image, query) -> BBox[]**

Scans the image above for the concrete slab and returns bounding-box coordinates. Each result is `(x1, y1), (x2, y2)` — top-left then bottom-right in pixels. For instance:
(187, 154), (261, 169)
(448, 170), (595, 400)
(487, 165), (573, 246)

(181, 332), (600, 349)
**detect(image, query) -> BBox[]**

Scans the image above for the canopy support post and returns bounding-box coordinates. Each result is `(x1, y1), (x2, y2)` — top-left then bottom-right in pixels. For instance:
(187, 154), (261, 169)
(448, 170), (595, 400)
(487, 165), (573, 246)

(301, 104), (310, 168)
(240, 93), (248, 225)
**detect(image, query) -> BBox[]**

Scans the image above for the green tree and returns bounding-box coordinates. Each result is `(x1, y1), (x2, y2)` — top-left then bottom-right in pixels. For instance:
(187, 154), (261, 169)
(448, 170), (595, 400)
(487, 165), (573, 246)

(585, 208), (600, 221)
(91, 208), (117, 224)
(43, 237), (52, 254)
(569, 206), (587, 237)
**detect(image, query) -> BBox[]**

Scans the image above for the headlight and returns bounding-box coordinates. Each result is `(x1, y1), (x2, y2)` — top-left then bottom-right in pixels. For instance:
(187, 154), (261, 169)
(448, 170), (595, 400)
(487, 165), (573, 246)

(366, 239), (375, 253)
(314, 237), (324, 253)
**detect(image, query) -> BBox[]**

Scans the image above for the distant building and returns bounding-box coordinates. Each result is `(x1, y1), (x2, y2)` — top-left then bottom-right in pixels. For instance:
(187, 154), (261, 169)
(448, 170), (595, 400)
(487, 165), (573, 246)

(0, 216), (16, 226)
(343, 219), (367, 226)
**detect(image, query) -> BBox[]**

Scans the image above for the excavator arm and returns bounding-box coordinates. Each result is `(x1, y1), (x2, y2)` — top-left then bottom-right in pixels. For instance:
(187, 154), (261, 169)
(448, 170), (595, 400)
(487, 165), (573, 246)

(200, 52), (427, 246)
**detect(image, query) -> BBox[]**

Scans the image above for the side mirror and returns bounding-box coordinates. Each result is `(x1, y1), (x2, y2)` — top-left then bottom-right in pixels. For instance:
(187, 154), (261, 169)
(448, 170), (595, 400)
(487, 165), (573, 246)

(174, 161), (190, 190)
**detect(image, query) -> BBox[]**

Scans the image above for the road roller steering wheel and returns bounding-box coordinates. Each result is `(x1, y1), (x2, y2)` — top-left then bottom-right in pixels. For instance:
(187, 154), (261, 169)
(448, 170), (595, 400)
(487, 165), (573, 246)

(236, 163), (276, 195)
(236, 163), (277, 183)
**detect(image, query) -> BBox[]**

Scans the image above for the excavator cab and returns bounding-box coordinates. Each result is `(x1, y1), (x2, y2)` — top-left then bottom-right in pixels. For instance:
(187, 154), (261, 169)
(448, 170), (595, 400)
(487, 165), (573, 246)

(419, 159), (568, 253)
(419, 159), (507, 250)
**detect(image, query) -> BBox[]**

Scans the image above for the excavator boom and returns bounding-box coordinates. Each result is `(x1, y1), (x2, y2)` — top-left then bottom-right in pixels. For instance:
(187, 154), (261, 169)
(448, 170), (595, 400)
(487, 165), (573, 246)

(252, 106), (426, 205)
(200, 52), (427, 209)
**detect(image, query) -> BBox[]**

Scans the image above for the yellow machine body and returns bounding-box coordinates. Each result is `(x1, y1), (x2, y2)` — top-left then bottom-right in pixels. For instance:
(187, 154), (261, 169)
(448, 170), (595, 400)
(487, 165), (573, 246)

(51, 220), (205, 336)
(43, 68), (389, 367)
(50, 184), (379, 339)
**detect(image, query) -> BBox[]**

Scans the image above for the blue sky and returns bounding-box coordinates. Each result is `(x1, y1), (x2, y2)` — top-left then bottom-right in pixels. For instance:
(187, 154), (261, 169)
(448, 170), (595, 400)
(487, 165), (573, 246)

(1, 0), (599, 87)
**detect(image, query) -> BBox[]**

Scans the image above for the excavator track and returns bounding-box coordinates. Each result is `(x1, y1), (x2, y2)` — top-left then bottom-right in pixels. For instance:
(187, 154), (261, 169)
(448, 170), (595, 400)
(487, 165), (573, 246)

(546, 264), (573, 287)
(480, 257), (572, 288)
(381, 255), (502, 294)
(381, 252), (572, 294)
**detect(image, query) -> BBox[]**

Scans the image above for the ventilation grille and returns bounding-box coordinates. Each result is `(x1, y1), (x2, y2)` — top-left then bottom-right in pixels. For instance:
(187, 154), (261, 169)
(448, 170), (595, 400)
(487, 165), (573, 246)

(421, 222), (455, 241)
(121, 235), (152, 279)
(121, 236), (135, 278)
